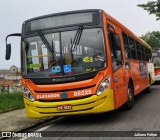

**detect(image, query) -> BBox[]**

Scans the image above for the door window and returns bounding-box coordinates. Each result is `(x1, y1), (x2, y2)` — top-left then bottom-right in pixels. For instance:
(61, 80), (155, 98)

(108, 29), (123, 71)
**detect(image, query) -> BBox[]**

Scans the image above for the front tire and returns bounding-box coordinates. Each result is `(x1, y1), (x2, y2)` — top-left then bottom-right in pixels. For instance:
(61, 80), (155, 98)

(125, 82), (134, 110)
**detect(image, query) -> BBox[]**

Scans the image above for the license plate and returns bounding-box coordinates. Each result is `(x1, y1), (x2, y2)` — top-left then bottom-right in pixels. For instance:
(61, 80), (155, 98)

(57, 104), (72, 111)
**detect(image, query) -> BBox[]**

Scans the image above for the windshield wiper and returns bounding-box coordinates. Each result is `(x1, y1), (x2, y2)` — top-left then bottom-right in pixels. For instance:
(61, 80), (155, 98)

(37, 31), (55, 65)
(71, 25), (84, 53)
(37, 31), (53, 52)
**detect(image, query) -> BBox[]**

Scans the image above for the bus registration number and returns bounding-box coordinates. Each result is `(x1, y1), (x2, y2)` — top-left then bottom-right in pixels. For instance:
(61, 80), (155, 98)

(57, 105), (72, 111)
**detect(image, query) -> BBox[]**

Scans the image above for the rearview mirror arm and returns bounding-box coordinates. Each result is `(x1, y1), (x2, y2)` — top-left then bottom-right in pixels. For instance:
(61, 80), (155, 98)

(6, 33), (21, 45)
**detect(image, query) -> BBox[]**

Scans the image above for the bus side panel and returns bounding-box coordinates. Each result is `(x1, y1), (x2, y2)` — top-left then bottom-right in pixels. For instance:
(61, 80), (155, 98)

(131, 60), (149, 95)
(130, 60), (142, 95)
(114, 85), (128, 109)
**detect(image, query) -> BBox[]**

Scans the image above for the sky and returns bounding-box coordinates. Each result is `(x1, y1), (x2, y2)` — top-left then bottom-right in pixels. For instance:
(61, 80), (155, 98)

(0, 0), (159, 69)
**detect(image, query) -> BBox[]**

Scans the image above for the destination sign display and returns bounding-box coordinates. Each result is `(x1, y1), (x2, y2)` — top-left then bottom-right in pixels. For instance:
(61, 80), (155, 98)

(25, 12), (98, 33)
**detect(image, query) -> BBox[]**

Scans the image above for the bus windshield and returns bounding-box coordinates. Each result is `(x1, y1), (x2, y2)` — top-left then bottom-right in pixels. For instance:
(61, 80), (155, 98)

(22, 28), (106, 78)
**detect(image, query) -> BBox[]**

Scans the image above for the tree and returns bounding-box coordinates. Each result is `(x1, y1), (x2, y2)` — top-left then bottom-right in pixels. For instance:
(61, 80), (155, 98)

(138, 0), (160, 20)
(140, 31), (160, 50)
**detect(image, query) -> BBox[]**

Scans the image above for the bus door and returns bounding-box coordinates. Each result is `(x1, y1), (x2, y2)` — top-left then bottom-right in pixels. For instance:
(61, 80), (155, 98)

(107, 24), (128, 108)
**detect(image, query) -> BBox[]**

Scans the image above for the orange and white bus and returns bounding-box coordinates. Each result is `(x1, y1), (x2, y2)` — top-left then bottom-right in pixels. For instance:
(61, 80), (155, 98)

(5, 9), (155, 118)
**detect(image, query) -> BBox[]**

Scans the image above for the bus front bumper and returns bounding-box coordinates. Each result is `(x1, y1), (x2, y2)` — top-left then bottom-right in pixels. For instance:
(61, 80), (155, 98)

(24, 89), (114, 118)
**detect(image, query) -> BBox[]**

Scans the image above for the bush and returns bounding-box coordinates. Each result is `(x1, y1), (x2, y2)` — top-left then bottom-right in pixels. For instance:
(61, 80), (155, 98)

(0, 92), (24, 113)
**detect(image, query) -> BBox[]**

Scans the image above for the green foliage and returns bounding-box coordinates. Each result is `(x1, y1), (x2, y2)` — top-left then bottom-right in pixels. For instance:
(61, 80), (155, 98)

(138, 0), (160, 20)
(0, 92), (24, 112)
(140, 31), (160, 50)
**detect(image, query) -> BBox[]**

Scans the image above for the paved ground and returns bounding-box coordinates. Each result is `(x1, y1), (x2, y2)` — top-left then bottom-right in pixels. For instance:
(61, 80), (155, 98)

(0, 109), (53, 132)
(23, 85), (160, 140)
(0, 85), (160, 140)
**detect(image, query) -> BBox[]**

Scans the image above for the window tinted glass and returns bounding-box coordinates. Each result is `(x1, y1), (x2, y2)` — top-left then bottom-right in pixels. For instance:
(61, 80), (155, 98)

(131, 49), (137, 59)
(122, 32), (130, 59)
(109, 30), (123, 71)
(122, 32), (129, 48)
(22, 28), (106, 78)
(129, 36), (135, 49)
(136, 41), (141, 51)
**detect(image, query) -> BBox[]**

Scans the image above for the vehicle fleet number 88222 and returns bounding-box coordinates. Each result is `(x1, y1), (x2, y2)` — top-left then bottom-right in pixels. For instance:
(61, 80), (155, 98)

(74, 90), (92, 97)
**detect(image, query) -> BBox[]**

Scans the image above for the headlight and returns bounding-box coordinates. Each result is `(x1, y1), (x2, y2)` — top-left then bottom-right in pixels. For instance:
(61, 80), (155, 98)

(22, 86), (35, 102)
(96, 75), (111, 95)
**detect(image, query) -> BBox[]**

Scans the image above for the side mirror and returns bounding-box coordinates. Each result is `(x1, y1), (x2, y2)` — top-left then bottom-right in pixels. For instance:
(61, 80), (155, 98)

(6, 44), (11, 60)
(5, 33), (21, 60)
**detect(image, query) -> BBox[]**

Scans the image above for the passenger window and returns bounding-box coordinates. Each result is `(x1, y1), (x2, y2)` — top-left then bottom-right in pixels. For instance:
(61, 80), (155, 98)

(146, 48), (149, 61)
(136, 41), (142, 61)
(141, 45), (145, 53)
(148, 49), (152, 62)
(142, 53), (146, 61)
(130, 49), (137, 60)
(129, 36), (136, 49)
(122, 32), (131, 59)
(136, 41), (141, 51)
(129, 36), (137, 60)
(108, 30), (123, 71)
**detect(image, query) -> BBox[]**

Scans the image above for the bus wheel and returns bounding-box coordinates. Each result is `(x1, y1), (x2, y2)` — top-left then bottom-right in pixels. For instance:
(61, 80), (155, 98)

(125, 82), (134, 110)
(146, 76), (151, 93)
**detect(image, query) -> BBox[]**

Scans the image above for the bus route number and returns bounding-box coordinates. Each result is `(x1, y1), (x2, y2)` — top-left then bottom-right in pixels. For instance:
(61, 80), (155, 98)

(74, 90), (92, 97)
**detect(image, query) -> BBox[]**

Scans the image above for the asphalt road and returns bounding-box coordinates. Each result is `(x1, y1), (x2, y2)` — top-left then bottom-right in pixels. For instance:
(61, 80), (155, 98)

(14, 85), (160, 140)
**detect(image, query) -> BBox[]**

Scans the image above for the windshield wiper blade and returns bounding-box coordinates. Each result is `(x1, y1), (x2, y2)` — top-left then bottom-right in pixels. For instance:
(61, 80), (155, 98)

(71, 25), (84, 52)
(37, 31), (53, 52)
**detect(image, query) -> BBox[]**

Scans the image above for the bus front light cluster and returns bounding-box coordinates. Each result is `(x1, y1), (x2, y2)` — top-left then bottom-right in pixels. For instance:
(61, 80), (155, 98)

(23, 86), (35, 102)
(96, 75), (111, 95)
